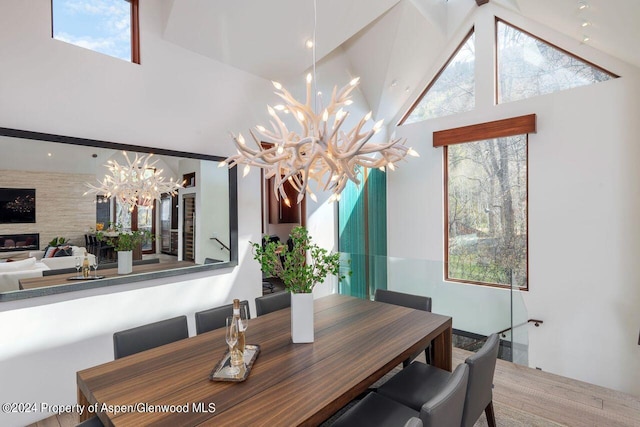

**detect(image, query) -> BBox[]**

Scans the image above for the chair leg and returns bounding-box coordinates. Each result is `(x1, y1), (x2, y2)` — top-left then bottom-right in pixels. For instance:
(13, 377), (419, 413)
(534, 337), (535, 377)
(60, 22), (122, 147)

(424, 343), (432, 365)
(485, 401), (496, 427)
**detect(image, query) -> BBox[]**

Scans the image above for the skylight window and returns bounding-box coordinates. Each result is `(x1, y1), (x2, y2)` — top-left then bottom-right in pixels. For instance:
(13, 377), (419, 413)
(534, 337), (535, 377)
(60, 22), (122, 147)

(51, 0), (139, 63)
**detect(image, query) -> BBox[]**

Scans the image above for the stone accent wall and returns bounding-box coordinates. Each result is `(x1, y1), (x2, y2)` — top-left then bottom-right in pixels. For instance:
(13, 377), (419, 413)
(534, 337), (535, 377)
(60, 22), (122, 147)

(0, 170), (95, 250)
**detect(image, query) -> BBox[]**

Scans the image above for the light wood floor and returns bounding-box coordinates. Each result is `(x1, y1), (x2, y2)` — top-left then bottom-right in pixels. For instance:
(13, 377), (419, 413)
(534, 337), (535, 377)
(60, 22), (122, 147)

(452, 349), (640, 427)
(28, 348), (640, 427)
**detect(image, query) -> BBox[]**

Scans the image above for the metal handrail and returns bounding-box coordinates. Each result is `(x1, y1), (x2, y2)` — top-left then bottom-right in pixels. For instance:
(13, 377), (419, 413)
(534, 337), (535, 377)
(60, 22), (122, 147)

(210, 237), (230, 252)
(459, 319), (544, 352)
(497, 319), (543, 337)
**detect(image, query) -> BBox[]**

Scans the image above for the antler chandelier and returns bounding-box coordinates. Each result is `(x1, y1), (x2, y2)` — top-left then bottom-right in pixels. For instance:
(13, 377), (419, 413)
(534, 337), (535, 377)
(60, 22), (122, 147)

(222, 0), (418, 205)
(84, 151), (182, 211)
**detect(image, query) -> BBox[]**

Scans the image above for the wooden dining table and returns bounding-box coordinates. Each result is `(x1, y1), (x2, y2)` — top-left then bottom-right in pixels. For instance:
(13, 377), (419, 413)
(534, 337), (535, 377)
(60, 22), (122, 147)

(77, 294), (452, 426)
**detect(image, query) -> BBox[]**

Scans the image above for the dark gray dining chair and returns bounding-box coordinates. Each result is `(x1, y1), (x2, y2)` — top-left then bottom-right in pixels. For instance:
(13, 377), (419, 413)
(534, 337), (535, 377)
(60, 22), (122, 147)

(89, 234), (112, 262)
(255, 291), (290, 316)
(332, 363), (469, 427)
(374, 289), (433, 365)
(403, 418), (423, 427)
(76, 415), (104, 426)
(84, 234), (94, 255)
(377, 333), (500, 427)
(113, 315), (189, 359)
(195, 300), (250, 335)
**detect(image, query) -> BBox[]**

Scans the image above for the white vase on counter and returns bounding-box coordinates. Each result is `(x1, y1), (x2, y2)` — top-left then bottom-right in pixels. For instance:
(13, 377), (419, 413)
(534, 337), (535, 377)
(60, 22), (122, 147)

(117, 250), (133, 274)
(291, 292), (314, 343)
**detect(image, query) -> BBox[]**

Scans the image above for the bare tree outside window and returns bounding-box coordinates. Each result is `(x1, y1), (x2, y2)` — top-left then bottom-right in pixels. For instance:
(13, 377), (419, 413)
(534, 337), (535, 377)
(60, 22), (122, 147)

(403, 32), (475, 124)
(446, 136), (527, 289)
(497, 20), (615, 103)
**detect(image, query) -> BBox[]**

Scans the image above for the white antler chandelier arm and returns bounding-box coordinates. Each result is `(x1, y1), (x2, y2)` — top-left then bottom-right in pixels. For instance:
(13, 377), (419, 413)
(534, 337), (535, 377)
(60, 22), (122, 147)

(83, 151), (182, 211)
(223, 74), (417, 203)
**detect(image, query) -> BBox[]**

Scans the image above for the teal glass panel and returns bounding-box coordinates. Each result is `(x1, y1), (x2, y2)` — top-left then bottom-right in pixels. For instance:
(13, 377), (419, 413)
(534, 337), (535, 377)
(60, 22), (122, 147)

(338, 168), (387, 299)
(366, 169), (387, 295)
(338, 174), (367, 298)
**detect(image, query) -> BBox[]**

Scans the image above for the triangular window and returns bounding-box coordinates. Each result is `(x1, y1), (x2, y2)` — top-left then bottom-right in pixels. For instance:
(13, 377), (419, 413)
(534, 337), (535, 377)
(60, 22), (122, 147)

(497, 19), (616, 103)
(400, 29), (475, 125)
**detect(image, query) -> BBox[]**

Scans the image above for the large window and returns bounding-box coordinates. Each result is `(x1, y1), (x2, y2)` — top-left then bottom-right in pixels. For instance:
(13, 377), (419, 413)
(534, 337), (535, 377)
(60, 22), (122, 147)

(51, 0), (140, 63)
(497, 19), (616, 103)
(400, 18), (617, 124)
(400, 30), (475, 125)
(446, 136), (527, 289)
(436, 115), (535, 290)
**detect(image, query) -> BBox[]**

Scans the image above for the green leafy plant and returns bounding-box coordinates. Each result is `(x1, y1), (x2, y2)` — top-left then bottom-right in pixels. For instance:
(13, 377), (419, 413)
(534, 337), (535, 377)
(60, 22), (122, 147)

(97, 224), (152, 252)
(252, 226), (343, 293)
(48, 236), (69, 247)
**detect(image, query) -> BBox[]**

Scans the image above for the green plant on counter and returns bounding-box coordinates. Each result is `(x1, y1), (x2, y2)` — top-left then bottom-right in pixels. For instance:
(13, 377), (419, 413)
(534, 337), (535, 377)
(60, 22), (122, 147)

(97, 224), (152, 252)
(252, 226), (343, 294)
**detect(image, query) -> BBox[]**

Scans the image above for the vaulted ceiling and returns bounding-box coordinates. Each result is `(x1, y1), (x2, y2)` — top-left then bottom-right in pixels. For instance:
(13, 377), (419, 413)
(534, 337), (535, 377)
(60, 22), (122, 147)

(161, 0), (639, 122)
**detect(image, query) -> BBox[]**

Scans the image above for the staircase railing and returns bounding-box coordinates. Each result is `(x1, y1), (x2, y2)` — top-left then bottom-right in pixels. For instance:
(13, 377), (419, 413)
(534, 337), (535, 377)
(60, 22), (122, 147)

(496, 319), (543, 338)
(210, 237), (230, 252)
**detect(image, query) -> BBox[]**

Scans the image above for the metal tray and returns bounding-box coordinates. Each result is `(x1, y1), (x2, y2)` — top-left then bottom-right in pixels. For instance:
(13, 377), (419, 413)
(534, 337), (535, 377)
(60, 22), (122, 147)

(209, 344), (260, 382)
(67, 275), (106, 280)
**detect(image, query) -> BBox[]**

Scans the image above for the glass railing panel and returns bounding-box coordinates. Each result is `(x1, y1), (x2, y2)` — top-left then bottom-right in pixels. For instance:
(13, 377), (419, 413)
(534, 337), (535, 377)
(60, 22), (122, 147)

(337, 252), (530, 364)
(509, 277), (529, 365)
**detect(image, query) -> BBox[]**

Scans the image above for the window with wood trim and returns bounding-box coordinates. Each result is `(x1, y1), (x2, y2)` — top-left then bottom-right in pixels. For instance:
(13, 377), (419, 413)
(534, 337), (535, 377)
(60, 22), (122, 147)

(436, 115), (535, 290)
(497, 19), (616, 103)
(400, 29), (475, 125)
(51, 0), (140, 63)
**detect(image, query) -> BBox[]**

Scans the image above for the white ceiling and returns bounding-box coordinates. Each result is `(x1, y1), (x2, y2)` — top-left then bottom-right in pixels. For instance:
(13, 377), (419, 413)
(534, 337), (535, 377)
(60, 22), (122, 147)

(163, 0), (402, 81)
(492, 0), (640, 70)
(161, 0), (640, 123)
(0, 137), (183, 177)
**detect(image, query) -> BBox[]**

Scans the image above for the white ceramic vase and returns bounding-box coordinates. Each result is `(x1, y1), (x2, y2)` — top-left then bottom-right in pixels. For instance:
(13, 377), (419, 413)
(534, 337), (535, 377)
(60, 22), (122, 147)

(291, 292), (314, 343)
(117, 250), (133, 274)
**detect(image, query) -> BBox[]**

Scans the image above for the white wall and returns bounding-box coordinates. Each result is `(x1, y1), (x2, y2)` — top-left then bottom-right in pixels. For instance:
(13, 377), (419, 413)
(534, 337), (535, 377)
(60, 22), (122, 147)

(198, 160), (230, 263)
(0, 1), (266, 426)
(388, 4), (640, 396)
(0, 0), (273, 155)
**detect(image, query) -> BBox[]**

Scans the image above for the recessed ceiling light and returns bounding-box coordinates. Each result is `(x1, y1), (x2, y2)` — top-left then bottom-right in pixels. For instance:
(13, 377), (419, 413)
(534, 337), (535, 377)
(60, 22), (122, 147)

(305, 39), (314, 49)
(582, 35), (590, 42)
(404, 86), (410, 93)
(578, 1), (589, 10)
(581, 20), (591, 27)
(390, 79), (398, 88)
(47, 153), (52, 157)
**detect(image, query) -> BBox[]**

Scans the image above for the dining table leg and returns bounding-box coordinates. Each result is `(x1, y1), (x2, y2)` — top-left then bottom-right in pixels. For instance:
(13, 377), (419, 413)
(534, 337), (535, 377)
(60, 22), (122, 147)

(77, 388), (90, 422)
(431, 324), (453, 371)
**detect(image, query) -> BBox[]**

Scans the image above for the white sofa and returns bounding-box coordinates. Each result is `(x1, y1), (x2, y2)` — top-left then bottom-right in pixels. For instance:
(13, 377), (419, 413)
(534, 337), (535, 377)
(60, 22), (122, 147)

(29, 246), (95, 270)
(0, 257), (49, 292)
(0, 247), (96, 292)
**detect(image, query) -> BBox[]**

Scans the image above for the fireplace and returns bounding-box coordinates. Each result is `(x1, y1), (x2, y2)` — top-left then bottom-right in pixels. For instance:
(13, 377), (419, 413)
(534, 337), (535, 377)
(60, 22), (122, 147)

(0, 233), (40, 252)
